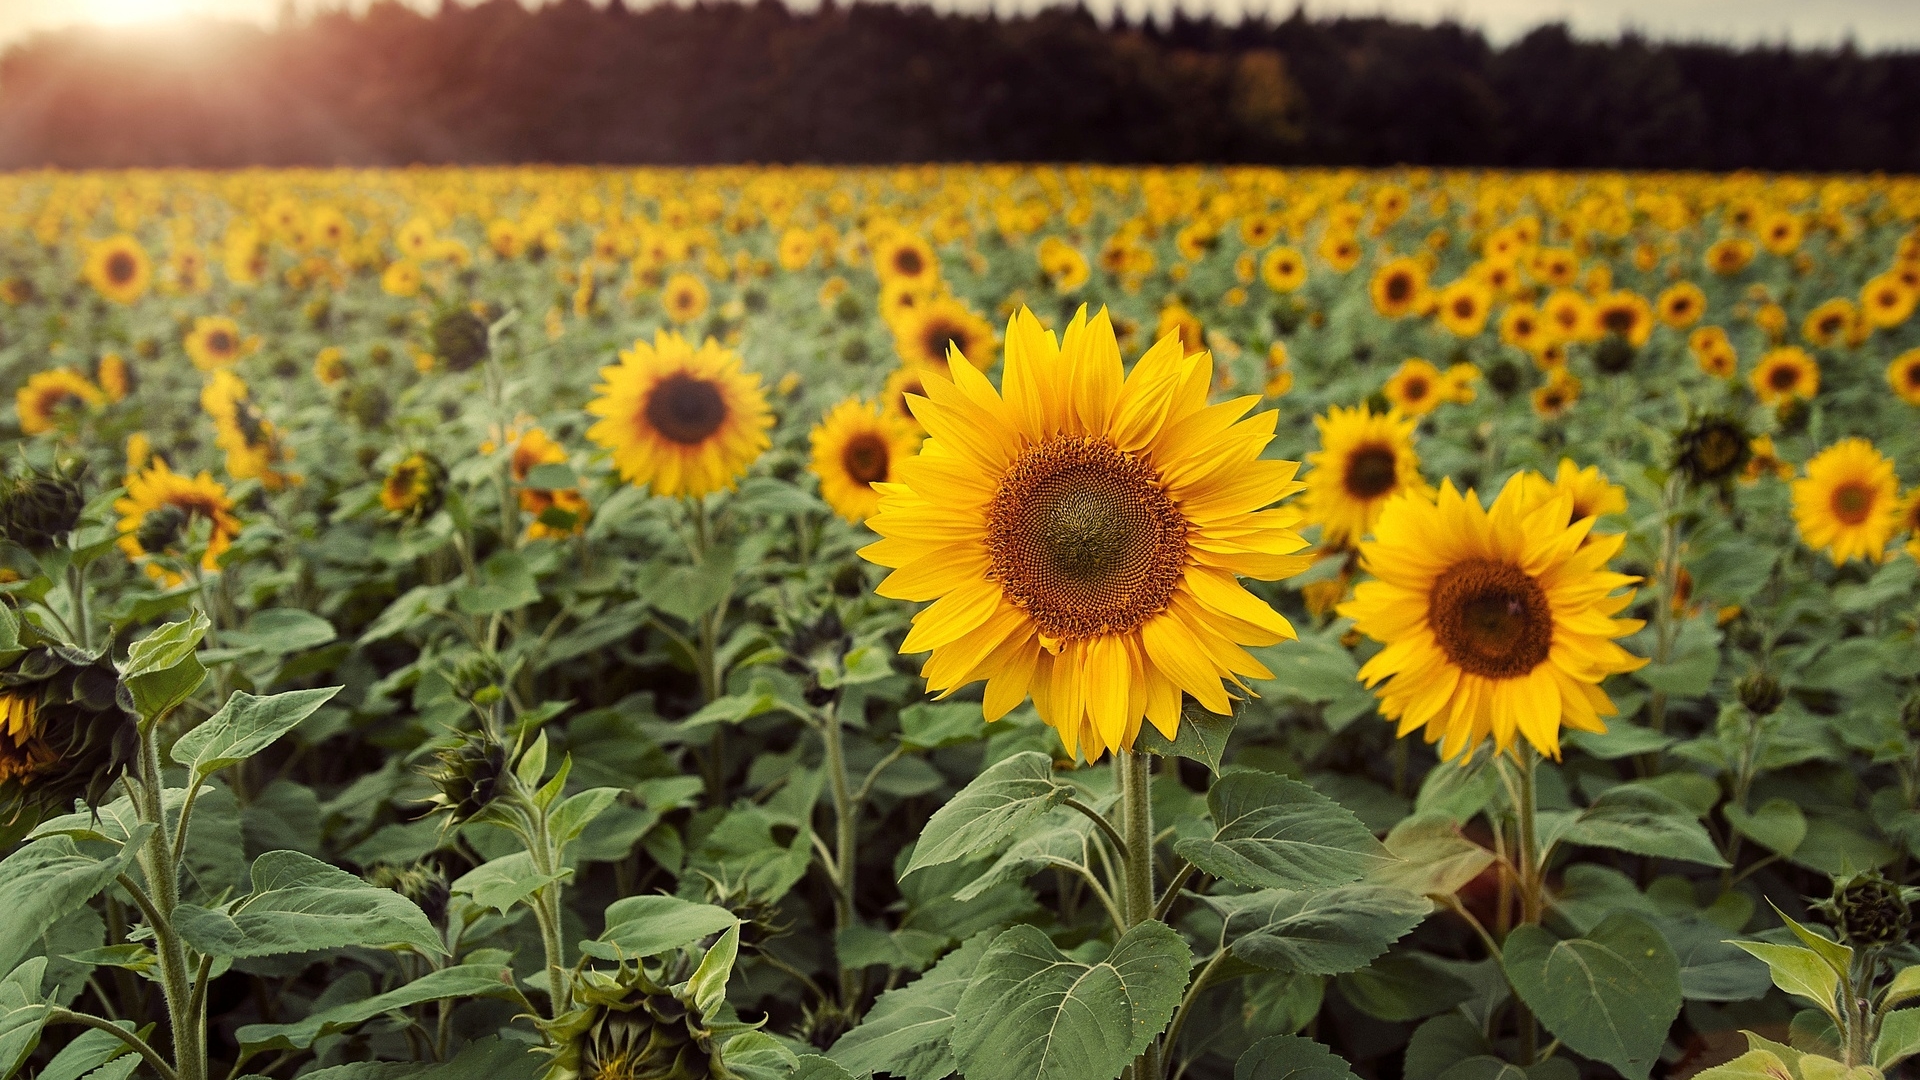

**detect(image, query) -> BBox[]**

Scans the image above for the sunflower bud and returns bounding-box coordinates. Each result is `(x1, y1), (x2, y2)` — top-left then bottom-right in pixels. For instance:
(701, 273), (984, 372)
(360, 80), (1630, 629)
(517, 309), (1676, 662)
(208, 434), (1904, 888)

(547, 959), (735, 1080)
(0, 647), (137, 825)
(1813, 871), (1915, 950)
(0, 463), (86, 551)
(423, 729), (508, 825)
(380, 453), (446, 523)
(1486, 358), (1523, 397)
(1593, 333), (1636, 375)
(134, 505), (187, 555)
(1736, 670), (1785, 717)
(1673, 414), (1751, 488)
(345, 383), (391, 428)
(431, 309), (490, 372)
(366, 862), (450, 926)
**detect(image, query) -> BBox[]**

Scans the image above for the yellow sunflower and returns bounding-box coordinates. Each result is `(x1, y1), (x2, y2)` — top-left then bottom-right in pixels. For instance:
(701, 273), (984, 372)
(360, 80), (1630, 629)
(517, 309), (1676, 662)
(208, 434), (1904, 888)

(16, 370), (105, 435)
(1792, 438), (1903, 565)
(1156, 303), (1204, 356)
(1370, 257), (1428, 319)
(860, 306), (1311, 761)
(1903, 490), (1920, 563)
(1688, 326), (1738, 378)
(1383, 358), (1444, 417)
(95, 353), (133, 402)
(1519, 459), (1627, 527)
(1801, 298), (1859, 348)
(1705, 238), (1754, 276)
(809, 398), (922, 524)
(1338, 477), (1647, 760)
(661, 272), (709, 325)
(883, 366), (929, 430)
(892, 296), (996, 376)
(585, 331), (771, 498)
(183, 316), (256, 372)
(115, 459), (243, 579)
(1742, 435), (1794, 483)
(1499, 304), (1547, 353)
(85, 235), (151, 305)
(380, 452), (447, 521)
(1261, 245), (1308, 292)
(874, 232), (939, 290)
(1434, 278), (1493, 337)
(1541, 289), (1592, 343)
(1591, 290), (1654, 346)
(314, 347), (349, 387)
(1302, 405), (1430, 548)
(1888, 348), (1920, 406)
(1532, 369), (1582, 419)
(1319, 230), (1362, 273)
(1656, 283), (1706, 329)
(1036, 237), (1089, 293)
(1751, 346), (1820, 406)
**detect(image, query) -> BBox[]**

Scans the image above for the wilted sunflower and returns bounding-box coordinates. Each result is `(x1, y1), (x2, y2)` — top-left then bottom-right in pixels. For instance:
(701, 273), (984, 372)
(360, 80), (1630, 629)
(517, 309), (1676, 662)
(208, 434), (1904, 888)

(1751, 346), (1820, 407)
(1338, 477), (1647, 760)
(0, 648), (137, 826)
(861, 306), (1311, 761)
(84, 235), (151, 305)
(660, 273), (709, 326)
(1673, 413), (1753, 488)
(809, 398), (920, 524)
(1260, 245), (1307, 292)
(114, 460), (242, 580)
(892, 296), (996, 376)
(16, 370), (105, 435)
(1302, 405), (1429, 548)
(381, 453), (448, 522)
(1369, 257), (1427, 319)
(1792, 438), (1902, 565)
(586, 331), (772, 498)
(183, 316), (255, 372)
(1886, 348), (1920, 406)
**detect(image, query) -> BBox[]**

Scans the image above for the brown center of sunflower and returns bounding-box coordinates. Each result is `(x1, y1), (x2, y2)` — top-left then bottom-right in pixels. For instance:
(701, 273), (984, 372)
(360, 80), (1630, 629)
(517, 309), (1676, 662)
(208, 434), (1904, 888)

(1906, 363), (1920, 389)
(1429, 558), (1554, 680)
(644, 373), (728, 445)
(921, 321), (966, 367)
(207, 330), (233, 355)
(1384, 272), (1412, 303)
(988, 435), (1188, 641)
(1830, 481), (1876, 525)
(1602, 307), (1634, 333)
(1342, 443), (1399, 500)
(841, 433), (890, 486)
(1818, 315), (1843, 336)
(1769, 364), (1800, 390)
(1452, 296), (1476, 318)
(893, 248), (924, 277)
(105, 251), (136, 285)
(1401, 377), (1429, 402)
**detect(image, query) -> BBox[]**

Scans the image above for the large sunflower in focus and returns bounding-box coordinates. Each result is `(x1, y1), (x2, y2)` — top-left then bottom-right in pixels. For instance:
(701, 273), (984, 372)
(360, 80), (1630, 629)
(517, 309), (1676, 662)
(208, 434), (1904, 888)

(809, 398), (921, 523)
(861, 306), (1311, 761)
(1301, 406), (1429, 548)
(1338, 478), (1647, 760)
(586, 331), (771, 498)
(1792, 438), (1902, 565)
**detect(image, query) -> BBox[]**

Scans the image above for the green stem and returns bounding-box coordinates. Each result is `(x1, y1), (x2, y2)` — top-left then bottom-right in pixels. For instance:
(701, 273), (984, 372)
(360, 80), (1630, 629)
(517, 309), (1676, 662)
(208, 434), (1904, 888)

(819, 696), (860, 1007)
(1117, 749), (1162, 1080)
(526, 810), (572, 1018)
(1504, 746), (1543, 1066)
(66, 560), (89, 649)
(45, 1008), (179, 1080)
(136, 725), (205, 1080)
(1064, 797), (1130, 862)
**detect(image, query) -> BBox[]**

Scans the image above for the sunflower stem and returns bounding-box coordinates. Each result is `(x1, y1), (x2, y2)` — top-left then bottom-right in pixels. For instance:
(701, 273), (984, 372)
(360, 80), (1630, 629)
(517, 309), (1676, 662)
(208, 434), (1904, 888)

(1117, 749), (1164, 1080)
(1500, 745), (1544, 1066)
(136, 722), (206, 1080)
(818, 694), (861, 1009)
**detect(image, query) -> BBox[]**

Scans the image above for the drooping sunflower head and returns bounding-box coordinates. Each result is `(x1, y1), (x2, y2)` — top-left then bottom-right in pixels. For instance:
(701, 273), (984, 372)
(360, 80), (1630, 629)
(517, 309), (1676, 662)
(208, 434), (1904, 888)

(1338, 476), (1647, 761)
(381, 452), (448, 522)
(1672, 413), (1752, 489)
(431, 307), (491, 371)
(0, 648), (138, 826)
(585, 331), (772, 499)
(861, 306), (1311, 761)
(84, 235), (151, 305)
(1792, 437), (1902, 565)
(16, 369), (106, 436)
(809, 398), (921, 524)
(1750, 346), (1820, 406)
(1302, 405), (1430, 549)
(0, 460), (87, 552)
(892, 296), (996, 377)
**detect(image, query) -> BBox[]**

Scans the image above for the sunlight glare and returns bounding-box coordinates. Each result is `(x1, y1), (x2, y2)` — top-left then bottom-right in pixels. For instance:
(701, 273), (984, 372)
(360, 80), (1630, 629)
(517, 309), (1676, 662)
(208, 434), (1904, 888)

(78, 0), (190, 28)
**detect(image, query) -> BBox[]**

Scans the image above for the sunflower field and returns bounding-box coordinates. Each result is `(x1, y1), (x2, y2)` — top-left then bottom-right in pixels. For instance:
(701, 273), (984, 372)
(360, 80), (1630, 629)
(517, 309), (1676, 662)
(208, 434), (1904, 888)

(2, 166), (1920, 1080)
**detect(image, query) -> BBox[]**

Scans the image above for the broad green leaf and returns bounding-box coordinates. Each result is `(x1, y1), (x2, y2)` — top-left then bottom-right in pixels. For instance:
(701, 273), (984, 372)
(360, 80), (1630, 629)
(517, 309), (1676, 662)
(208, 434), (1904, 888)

(223, 609), (337, 657)
(1214, 885), (1430, 976)
(1404, 1014), (1493, 1080)
(1137, 700), (1237, 775)
(38, 1019), (143, 1080)
(829, 931), (992, 1080)
(234, 964), (518, 1052)
(793, 1055), (859, 1080)
(170, 687), (343, 779)
(1687, 1049), (1800, 1080)
(1234, 1034), (1361, 1080)
(120, 611), (210, 721)
(1503, 913), (1682, 1080)
(1374, 813), (1494, 897)
(1660, 915), (1770, 1002)
(954, 809), (1098, 903)
(949, 921), (1190, 1080)
(1883, 964), (1920, 1010)
(1416, 757), (1499, 823)
(820, 644), (894, 688)
(899, 702), (989, 750)
(1337, 954), (1475, 1022)
(1723, 800), (1807, 858)
(0, 833), (149, 978)
(549, 786), (622, 845)
(174, 850), (443, 959)
(837, 925), (947, 974)
(1173, 771), (1391, 890)
(0, 959), (48, 1080)
(688, 924), (739, 1020)
(903, 751), (1071, 876)
(1541, 785), (1728, 868)
(455, 550), (541, 614)
(1433, 1058), (1577, 1080)
(1775, 907), (1855, 980)
(1874, 1008), (1920, 1069)
(719, 1031), (799, 1080)
(583, 895), (738, 962)
(450, 852), (563, 916)
(1729, 942), (1841, 1021)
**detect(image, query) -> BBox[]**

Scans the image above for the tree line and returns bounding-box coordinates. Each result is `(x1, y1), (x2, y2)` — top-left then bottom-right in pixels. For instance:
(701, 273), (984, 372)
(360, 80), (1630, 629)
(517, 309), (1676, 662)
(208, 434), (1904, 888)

(0, 0), (1916, 170)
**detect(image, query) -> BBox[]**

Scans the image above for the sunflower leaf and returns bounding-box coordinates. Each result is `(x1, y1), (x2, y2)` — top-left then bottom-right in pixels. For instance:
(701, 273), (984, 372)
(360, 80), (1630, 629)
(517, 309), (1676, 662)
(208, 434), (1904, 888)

(902, 751), (1073, 877)
(1174, 770), (1392, 890)
(1502, 913), (1682, 1080)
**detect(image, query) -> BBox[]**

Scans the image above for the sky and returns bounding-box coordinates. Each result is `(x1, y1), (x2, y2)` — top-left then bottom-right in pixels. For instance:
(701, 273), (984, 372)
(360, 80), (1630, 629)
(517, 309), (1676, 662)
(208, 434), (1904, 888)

(3, 0), (1918, 50)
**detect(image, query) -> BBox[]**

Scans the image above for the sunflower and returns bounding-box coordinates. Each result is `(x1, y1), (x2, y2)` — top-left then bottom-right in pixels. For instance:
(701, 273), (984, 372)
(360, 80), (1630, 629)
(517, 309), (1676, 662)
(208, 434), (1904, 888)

(1263, 342), (1293, 399)
(1751, 346), (1820, 406)
(892, 296), (996, 376)
(1792, 438), (1902, 565)
(860, 306), (1311, 760)
(0, 650), (136, 827)
(1337, 476), (1646, 760)
(1434, 278), (1492, 337)
(1904, 490), (1920, 564)
(662, 272), (709, 325)
(1887, 349), (1920, 406)
(1758, 211), (1804, 256)
(1860, 273), (1916, 330)
(381, 259), (422, 298)
(1530, 247), (1578, 287)
(1261, 245), (1308, 292)
(16, 370), (105, 435)
(1531, 369), (1581, 419)
(1319, 230), (1362, 273)
(84, 235), (151, 305)
(1688, 326), (1738, 378)
(381, 452), (447, 521)
(1541, 289), (1592, 342)
(114, 459), (243, 579)
(203, 371), (296, 491)
(777, 228), (816, 271)
(1383, 358), (1444, 417)
(1156, 303), (1204, 355)
(94, 353), (133, 402)
(1499, 303), (1547, 352)
(809, 398), (921, 524)
(874, 232), (939, 290)
(1705, 238), (1754, 276)
(882, 366), (928, 430)
(586, 331), (772, 498)
(1802, 299), (1859, 348)
(1370, 257), (1427, 319)
(1037, 237), (1089, 293)
(314, 346), (349, 387)
(184, 316), (256, 371)
(1742, 434), (1794, 483)
(1302, 405), (1429, 548)
(1591, 290), (1654, 346)
(1520, 458), (1627, 528)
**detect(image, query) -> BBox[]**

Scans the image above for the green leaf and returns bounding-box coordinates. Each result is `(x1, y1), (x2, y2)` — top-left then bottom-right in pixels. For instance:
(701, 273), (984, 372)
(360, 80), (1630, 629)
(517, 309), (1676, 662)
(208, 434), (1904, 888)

(1660, 915), (1770, 1002)
(1875, 1008), (1920, 1070)
(829, 931), (992, 1080)
(1337, 954), (1475, 1022)
(950, 921), (1190, 1080)
(1884, 964), (1920, 1010)
(679, 685), (781, 732)
(1136, 700), (1237, 775)
(903, 751), (1071, 876)
(1775, 907), (1855, 983)
(549, 787), (622, 846)
(120, 611), (210, 721)
(175, 850), (444, 959)
(1404, 1014), (1493, 1080)
(1235, 1034), (1361, 1080)
(1374, 814), (1494, 897)
(1542, 785), (1728, 868)
(1173, 771), (1391, 890)
(1723, 800), (1807, 858)
(0, 833), (149, 978)
(223, 609), (337, 657)
(898, 702), (989, 751)
(792, 1055), (858, 1080)
(170, 687), (343, 780)
(38, 1019), (144, 1080)
(1502, 913), (1682, 1080)
(234, 964), (518, 1052)
(820, 645), (894, 688)
(450, 852), (563, 916)
(688, 924), (739, 1020)
(1215, 885), (1430, 976)
(1687, 1049), (1800, 1080)
(524, 462), (577, 489)
(583, 895), (738, 962)
(1729, 942), (1841, 1022)
(718, 1031), (799, 1080)
(0, 959), (49, 1080)
(455, 550), (541, 614)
